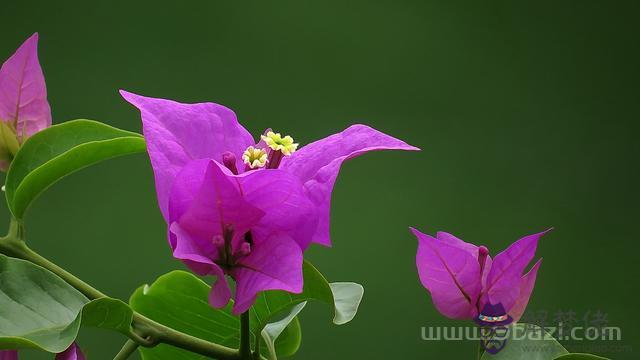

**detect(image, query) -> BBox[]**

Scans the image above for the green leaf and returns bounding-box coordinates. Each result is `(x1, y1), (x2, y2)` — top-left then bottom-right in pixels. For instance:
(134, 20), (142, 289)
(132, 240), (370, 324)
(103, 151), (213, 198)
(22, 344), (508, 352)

(481, 323), (569, 360)
(554, 354), (610, 360)
(251, 261), (364, 332)
(0, 253), (136, 353)
(81, 297), (134, 335)
(0, 254), (88, 353)
(248, 263), (363, 359)
(129, 261), (364, 359)
(4, 119), (146, 219)
(129, 270), (299, 360)
(261, 302), (306, 360)
(328, 282), (365, 325)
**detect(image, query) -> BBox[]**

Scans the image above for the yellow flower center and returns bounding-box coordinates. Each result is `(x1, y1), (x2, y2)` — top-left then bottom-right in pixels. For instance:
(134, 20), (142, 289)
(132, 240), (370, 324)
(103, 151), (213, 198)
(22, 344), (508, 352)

(242, 146), (268, 169)
(260, 131), (298, 156)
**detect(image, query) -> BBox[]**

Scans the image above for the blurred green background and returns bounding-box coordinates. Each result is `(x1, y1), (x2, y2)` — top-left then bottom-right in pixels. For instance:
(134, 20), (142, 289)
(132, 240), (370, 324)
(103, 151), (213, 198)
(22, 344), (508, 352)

(1, 0), (638, 359)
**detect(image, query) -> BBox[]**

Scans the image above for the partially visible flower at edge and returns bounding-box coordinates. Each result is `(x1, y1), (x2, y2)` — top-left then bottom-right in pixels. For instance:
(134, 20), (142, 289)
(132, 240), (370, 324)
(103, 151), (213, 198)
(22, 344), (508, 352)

(0, 33), (52, 171)
(411, 227), (551, 323)
(0, 342), (85, 360)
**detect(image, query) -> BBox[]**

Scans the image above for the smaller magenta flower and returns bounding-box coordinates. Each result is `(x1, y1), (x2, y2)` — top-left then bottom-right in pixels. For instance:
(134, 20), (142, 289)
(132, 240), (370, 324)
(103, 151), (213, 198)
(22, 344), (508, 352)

(168, 159), (315, 314)
(411, 228), (550, 322)
(0, 33), (51, 170)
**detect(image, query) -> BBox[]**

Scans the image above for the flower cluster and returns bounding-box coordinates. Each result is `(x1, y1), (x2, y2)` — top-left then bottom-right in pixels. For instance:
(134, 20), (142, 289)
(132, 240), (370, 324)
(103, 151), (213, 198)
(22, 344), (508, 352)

(121, 91), (418, 313)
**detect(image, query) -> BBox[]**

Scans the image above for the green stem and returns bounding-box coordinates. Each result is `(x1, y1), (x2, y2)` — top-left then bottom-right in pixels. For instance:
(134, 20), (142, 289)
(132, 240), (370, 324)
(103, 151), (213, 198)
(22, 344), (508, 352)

(0, 218), (259, 360)
(0, 236), (107, 299)
(133, 313), (240, 359)
(240, 311), (251, 359)
(477, 339), (483, 360)
(114, 340), (139, 360)
(252, 330), (262, 360)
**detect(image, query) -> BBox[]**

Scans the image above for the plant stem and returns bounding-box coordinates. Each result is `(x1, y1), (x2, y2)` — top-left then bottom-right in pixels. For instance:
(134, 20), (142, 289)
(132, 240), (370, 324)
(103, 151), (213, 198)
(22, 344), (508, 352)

(133, 313), (240, 359)
(0, 237), (107, 299)
(477, 339), (483, 360)
(0, 218), (261, 360)
(252, 330), (262, 360)
(239, 311), (251, 359)
(114, 340), (139, 360)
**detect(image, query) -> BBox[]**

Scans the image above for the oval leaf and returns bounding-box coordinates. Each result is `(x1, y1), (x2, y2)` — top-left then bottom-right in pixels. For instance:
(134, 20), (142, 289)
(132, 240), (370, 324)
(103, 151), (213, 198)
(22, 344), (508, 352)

(129, 270), (299, 360)
(129, 261), (364, 359)
(0, 254), (88, 353)
(261, 303), (306, 360)
(4, 119), (146, 219)
(81, 297), (133, 335)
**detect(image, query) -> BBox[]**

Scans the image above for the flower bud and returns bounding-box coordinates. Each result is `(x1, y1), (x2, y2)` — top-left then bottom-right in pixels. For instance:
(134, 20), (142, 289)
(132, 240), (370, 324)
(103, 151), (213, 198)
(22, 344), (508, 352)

(237, 242), (251, 257)
(478, 245), (489, 272)
(222, 151), (238, 175)
(0, 122), (20, 172)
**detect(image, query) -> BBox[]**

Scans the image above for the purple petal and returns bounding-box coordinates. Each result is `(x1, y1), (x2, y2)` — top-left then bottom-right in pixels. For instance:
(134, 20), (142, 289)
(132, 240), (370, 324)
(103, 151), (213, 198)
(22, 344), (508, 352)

(0, 33), (51, 142)
(509, 259), (542, 322)
(280, 125), (419, 246)
(236, 169), (318, 250)
(436, 231), (479, 257)
(483, 229), (550, 311)
(169, 222), (219, 274)
(167, 158), (263, 264)
(170, 222), (232, 309)
(172, 160), (263, 241)
(437, 232), (494, 287)
(167, 160), (264, 309)
(481, 254), (493, 288)
(120, 91), (254, 220)
(208, 265), (233, 309)
(0, 351), (18, 360)
(231, 233), (303, 314)
(412, 228), (481, 320)
(55, 343), (85, 360)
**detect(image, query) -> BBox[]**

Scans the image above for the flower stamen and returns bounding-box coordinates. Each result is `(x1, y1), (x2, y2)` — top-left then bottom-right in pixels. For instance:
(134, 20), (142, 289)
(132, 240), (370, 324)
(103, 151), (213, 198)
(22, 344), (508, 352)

(212, 225), (253, 270)
(242, 146), (268, 170)
(261, 131), (298, 156)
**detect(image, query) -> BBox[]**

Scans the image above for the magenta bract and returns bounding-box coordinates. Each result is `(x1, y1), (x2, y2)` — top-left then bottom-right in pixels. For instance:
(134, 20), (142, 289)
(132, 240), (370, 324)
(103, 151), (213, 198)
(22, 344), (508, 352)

(412, 228), (550, 322)
(0, 33), (51, 170)
(121, 91), (418, 312)
(120, 91), (418, 247)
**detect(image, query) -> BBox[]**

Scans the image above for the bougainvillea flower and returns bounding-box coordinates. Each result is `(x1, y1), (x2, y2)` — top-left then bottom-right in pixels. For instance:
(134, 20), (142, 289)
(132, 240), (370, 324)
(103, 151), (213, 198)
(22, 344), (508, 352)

(168, 158), (314, 314)
(0, 342), (84, 360)
(411, 228), (550, 322)
(120, 91), (418, 248)
(0, 33), (51, 170)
